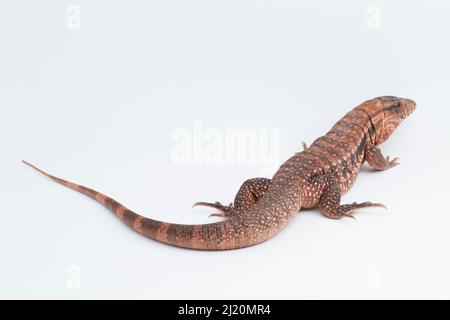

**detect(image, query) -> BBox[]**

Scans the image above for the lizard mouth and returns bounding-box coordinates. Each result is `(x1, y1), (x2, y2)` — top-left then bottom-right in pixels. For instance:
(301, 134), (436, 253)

(400, 99), (416, 120)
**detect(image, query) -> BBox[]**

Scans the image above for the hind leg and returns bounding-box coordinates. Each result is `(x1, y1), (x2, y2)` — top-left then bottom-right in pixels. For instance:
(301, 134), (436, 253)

(316, 175), (386, 219)
(193, 178), (271, 218)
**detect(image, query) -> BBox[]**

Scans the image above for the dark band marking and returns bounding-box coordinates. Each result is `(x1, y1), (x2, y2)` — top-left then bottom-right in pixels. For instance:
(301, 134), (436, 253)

(77, 185), (97, 198)
(307, 150), (337, 174)
(353, 109), (377, 143)
(140, 218), (163, 238)
(105, 197), (120, 212)
(122, 209), (139, 227)
(166, 224), (178, 242)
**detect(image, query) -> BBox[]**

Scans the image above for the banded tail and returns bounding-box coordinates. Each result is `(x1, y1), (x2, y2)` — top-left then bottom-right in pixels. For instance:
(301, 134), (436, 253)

(22, 161), (300, 250)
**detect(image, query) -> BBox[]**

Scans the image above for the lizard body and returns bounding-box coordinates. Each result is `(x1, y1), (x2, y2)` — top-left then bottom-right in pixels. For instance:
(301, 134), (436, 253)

(24, 96), (416, 250)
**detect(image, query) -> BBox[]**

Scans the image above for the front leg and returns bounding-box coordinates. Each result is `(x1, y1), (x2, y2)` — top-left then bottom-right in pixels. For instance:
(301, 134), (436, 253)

(365, 145), (400, 171)
(314, 175), (386, 219)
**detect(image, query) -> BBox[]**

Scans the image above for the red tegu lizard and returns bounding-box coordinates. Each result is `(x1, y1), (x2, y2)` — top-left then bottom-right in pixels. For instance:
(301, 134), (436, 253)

(23, 96), (416, 250)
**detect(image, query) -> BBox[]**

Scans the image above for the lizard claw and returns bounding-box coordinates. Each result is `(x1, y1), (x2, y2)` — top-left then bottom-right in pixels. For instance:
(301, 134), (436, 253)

(340, 201), (387, 219)
(377, 203), (388, 210)
(302, 141), (308, 151)
(385, 156), (400, 169)
(192, 201), (233, 217)
(296, 141), (309, 155)
(193, 201), (220, 210)
(356, 201), (387, 210)
(344, 213), (356, 220)
(208, 213), (227, 218)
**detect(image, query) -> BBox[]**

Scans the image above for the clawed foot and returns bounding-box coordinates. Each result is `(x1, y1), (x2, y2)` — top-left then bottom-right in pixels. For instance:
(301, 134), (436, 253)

(302, 141), (308, 151)
(385, 156), (400, 169)
(192, 201), (233, 218)
(344, 201), (387, 219)
(296, 141), (309, 155)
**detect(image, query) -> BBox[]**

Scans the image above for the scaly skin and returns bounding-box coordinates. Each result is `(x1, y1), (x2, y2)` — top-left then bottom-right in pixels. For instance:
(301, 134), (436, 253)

(23, 96), (416, 250)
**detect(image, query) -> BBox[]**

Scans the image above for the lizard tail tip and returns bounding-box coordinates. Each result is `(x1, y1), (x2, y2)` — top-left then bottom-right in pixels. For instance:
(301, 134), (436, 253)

(22, 160), (39, 172)
(22, 160), (49, 177)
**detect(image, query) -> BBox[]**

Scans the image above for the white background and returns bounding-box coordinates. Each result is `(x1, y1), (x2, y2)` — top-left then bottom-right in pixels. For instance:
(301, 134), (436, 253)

(1, 0), (449, 299)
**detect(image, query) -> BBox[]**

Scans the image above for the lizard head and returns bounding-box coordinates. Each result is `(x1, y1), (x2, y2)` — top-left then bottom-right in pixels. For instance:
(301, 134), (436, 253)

(374, 96), (416, 144)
